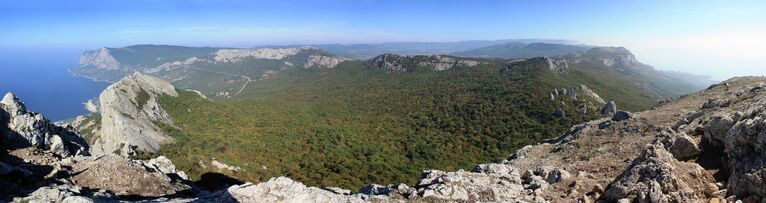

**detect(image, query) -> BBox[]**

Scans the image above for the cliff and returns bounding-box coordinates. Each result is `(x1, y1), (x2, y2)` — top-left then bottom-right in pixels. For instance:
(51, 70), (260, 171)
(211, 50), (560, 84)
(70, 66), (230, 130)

(91, 72), (178, 156)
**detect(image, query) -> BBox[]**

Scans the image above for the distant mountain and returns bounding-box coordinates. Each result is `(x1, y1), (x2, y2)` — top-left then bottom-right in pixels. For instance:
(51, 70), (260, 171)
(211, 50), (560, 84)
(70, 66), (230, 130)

(263, 39), (581, 59)
(452, 42), (591, 59)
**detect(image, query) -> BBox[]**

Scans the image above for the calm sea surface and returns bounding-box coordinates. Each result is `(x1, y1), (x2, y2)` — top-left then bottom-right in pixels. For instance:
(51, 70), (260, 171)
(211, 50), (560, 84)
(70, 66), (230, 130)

(0, 49), (109, 121)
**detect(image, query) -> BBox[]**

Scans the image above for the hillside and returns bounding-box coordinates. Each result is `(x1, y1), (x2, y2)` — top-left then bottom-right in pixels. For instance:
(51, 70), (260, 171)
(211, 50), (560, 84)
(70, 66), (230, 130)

(7, 76), (766, 202)
(70, 47), (709, 192)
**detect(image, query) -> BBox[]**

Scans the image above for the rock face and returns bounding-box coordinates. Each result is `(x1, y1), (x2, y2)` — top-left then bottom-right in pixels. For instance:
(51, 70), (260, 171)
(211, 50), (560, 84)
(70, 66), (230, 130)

(213, 47), (311, 62)
(92, 72), (178, 156)
(369, 54), (408, 72)
(1, 92), (88, 157)
(545, 57), (569, 72)
(369, 54), (481, 73)
(724, 102), (766, 197)
(304, 54), (351, 68)
(78, 48), (120, 70)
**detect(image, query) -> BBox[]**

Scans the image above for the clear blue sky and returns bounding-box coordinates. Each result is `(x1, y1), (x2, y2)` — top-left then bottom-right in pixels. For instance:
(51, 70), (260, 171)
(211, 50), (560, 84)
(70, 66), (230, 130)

(1, 0), (764, 79)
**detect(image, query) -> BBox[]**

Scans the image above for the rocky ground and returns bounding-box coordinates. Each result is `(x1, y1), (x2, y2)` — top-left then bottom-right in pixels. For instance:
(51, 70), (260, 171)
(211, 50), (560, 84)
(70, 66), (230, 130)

(2, 76), (766, 202)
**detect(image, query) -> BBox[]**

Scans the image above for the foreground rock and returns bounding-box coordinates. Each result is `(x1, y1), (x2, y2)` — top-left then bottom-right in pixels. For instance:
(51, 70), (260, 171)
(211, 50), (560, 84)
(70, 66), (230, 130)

(603, 143), (712, 202)
(1, 92), (88, 157)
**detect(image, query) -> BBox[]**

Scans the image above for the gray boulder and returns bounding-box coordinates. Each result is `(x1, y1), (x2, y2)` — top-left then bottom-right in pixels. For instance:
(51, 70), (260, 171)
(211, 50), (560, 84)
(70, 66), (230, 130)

(221, 177), (366, 203)
(611, 111), (634, 121)
(554, 107), (566, 118)
(601, 100), (617, 117)
(661, 131), (701, 161)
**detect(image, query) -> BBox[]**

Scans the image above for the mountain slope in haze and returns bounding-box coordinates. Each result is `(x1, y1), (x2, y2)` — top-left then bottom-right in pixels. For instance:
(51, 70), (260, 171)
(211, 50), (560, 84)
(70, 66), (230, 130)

(452, 42), (591, 59)
(279, 39), (582, 59)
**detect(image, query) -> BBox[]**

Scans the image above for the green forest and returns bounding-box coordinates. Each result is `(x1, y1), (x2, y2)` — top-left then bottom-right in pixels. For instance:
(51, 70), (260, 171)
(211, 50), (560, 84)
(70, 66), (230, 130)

(150, 60), (651, 189)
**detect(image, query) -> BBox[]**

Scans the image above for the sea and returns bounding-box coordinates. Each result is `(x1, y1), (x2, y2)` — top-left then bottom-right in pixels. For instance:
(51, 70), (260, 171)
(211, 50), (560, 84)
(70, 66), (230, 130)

(0, 48), (109, 121)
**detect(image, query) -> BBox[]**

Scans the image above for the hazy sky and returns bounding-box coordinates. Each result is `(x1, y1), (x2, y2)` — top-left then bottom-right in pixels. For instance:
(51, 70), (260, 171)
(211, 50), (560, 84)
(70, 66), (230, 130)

(1, 0), (764, 79)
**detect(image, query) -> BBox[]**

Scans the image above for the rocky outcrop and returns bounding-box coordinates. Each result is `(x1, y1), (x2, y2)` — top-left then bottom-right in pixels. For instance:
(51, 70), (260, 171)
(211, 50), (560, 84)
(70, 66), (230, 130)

(369, 54), (408, 72)
(724, 105), (766, 197)
(579, 84), (606, 104)
(0, 93), (192, 201)
(576, 47), (640, 68)
(219, 177), (366, 203)
(369, 54), (481, 73)
(92, 72), (178, 156)
(78, 48), (120, 70)
(601, 100), (617, 117)
(419, 55), (480, 71)
(3, 153), (192, 201)
(603, 143), (712, 202)
(1, 93), (88, 158)
(545, 57), (568, 73)
(69, 155), (190, 197)
(213, 47), (313, 63)
(304, 54), (351, 68)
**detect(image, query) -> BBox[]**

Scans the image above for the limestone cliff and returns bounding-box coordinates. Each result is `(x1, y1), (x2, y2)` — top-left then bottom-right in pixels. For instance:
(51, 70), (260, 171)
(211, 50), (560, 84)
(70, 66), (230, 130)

(91, 72), (178, 156)
(368, 54), (481, 73)
(78, 48), (120, 70)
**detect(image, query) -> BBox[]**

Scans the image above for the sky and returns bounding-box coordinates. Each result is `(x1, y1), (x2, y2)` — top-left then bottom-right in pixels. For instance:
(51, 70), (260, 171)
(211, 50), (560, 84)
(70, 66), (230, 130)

(1, 0), (764, 80)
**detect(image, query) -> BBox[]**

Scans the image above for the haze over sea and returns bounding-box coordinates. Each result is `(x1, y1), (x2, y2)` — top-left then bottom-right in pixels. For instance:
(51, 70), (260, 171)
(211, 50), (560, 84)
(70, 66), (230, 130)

(0, 48), (108, 121)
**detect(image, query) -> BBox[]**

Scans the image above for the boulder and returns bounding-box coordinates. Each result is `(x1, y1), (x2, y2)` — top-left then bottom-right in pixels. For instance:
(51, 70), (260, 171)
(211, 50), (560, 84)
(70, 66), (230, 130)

(611, 111), (634, 121)
(11, 185), (95, 203)
(143, 156), (189, 180)
(703, 113), (736, 146)
(601, 100), (617, 117)
(221, 177), (366, 203)
(554, 107), (566, 118)
(357, 184), (390, 196)
(546, 168), (571, 184)
(661, 132), (702, 161)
